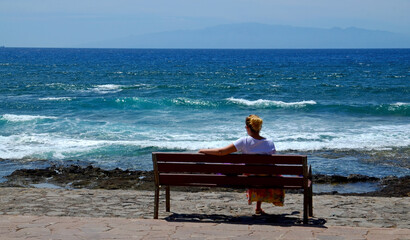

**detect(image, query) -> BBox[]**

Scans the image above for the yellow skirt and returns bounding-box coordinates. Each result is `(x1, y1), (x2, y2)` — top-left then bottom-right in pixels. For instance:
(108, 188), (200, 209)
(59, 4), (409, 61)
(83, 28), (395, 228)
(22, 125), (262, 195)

(247, 188), (285, 206)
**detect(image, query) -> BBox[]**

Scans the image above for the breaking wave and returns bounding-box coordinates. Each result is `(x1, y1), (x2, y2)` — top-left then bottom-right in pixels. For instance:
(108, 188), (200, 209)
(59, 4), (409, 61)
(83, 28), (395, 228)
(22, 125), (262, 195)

(0, 114), (57, 122)
(226, 97), (317, 108)
(39, 97), (74, 101)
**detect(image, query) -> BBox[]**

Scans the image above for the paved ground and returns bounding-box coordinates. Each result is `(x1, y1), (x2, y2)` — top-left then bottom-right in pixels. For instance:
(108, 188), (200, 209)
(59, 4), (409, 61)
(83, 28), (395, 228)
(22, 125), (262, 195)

(1, 215), (410, 240)
(1, 188), (409, 228)
(1, 188), (409, 239)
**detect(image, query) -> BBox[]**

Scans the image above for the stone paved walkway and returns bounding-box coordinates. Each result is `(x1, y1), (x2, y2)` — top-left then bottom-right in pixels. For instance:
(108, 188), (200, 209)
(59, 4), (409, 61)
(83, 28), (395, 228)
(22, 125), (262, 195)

(1, 188), (409, 228)
(1, 188), (409, 239)
(1, 215), (410, 240)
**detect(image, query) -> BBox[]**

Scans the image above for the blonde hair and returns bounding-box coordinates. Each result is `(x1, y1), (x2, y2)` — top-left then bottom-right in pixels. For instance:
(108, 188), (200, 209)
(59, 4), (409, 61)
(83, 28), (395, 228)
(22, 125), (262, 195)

(246, 114), (263, 133)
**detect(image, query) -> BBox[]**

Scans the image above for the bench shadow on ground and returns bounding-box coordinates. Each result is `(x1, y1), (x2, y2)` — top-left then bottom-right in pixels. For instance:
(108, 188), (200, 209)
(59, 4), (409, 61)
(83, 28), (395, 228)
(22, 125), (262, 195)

(165, 211), (327, 228)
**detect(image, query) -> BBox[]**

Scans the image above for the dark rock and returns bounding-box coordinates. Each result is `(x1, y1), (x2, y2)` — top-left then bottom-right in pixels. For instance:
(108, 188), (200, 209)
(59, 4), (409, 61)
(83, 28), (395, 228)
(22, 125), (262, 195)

(347, 174), (379, 182)
(313, 174), (379, 184)
(1, 165), (409, 197)
(377, 176), (410, 197)
(2, 165), (155, 190)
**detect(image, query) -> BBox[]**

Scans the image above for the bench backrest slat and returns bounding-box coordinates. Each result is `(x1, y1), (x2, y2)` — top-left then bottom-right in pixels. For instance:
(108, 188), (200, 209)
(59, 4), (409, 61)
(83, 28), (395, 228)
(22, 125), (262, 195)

(154, 152), (306, 165)
(159, 173), (304, 188)
(157, 163), (304, 175)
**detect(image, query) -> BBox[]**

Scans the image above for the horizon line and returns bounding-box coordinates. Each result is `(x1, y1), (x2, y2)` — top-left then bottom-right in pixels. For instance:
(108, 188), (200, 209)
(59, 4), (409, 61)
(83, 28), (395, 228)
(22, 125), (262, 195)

(2, 46), (410, 50)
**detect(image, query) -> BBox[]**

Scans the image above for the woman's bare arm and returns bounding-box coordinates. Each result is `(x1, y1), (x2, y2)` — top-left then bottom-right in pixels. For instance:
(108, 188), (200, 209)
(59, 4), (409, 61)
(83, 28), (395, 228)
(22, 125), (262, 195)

(198, 144), (237, 156)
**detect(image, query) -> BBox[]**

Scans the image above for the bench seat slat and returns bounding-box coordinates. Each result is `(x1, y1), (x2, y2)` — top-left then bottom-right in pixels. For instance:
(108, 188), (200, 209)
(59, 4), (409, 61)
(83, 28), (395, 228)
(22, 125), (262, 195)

(157, 163), (304, 175)
(154, 152), (306, 165)
(159, 174), (304, 188)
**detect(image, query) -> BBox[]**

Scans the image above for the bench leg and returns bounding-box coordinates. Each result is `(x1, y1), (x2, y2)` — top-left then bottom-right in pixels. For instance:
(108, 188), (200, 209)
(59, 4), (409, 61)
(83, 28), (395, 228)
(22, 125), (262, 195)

(308, 165), (313, 217)
(166, 186), (170, 212)
(303, 193), (309, 224)
(154, 185), (159, 219)
(309, 185), (313, 217)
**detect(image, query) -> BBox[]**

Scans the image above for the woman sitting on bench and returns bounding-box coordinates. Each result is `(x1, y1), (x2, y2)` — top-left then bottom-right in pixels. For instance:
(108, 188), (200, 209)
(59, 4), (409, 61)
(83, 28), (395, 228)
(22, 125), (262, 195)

(198, 114), (284, 215)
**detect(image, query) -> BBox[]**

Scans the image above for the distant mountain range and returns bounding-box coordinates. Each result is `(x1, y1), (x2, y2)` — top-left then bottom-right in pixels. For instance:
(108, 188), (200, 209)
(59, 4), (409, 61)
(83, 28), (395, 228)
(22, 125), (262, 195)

(81, 23), (410, 49)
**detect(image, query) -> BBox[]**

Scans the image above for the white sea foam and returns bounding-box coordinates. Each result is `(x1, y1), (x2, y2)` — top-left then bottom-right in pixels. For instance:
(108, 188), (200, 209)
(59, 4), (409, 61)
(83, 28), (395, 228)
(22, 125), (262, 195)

(387, 102), (409, 112)
(115, 97), (148, 104)
(226, 97), (317, 108)
(272, 123), (410, 151)
(391, 102), (409, 106)
(141, 121), (410, 152)
(171, 98), (214, 107)
(45, 83), (78, 90)
(0, 133), (210, 160)
(77, 84), (153, 94)
(92, 84), (124, 94)
(39, 97), (73, 101)
(0, 134), (105, 159)
(0, 114), (408, 161)
(1, 123), (409, 161)
(1, 114), (57, 122)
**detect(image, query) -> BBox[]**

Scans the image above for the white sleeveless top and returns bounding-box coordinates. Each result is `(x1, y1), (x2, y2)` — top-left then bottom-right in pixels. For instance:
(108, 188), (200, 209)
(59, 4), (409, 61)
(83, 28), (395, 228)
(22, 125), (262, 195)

(233, 136), (276, 155)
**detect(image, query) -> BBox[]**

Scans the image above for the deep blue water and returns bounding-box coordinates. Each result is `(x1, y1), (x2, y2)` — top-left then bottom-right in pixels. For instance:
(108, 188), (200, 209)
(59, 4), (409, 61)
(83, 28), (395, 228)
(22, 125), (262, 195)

(0, 48), (409, 181)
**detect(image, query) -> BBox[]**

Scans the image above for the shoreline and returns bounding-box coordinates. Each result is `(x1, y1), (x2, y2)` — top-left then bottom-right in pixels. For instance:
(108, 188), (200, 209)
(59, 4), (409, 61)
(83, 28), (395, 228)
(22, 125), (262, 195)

(1, 165), (409, 197)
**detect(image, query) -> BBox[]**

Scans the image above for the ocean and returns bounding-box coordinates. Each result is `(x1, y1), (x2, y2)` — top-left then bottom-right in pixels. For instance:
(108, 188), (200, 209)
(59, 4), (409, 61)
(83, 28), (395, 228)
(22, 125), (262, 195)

(0, 48), (409, 182)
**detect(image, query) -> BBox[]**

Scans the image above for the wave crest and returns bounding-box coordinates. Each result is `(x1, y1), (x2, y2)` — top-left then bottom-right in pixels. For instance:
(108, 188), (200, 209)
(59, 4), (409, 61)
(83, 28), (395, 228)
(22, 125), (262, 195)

(92, 84), (124, 94)
(390, 102), (409, 107)
(86, 84), (153, 94)
(226, 97), (317, 108)
(170, 98), (215, 107)
(1, 114), (57, 122)
(39, 97), (74, 101)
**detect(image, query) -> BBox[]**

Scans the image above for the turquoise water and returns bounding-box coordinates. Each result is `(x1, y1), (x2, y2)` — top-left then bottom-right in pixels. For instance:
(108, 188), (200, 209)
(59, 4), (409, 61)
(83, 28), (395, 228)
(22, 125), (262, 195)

(0, 48), (409, 180)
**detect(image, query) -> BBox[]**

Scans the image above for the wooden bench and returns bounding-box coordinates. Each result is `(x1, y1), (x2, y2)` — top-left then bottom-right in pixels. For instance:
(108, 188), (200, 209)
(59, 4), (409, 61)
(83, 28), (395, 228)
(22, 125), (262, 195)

(152, 152), (313, 223)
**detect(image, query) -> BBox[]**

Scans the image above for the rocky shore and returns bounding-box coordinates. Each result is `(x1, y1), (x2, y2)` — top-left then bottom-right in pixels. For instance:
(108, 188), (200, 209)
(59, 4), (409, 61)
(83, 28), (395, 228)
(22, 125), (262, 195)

(1, 165), (409, 197)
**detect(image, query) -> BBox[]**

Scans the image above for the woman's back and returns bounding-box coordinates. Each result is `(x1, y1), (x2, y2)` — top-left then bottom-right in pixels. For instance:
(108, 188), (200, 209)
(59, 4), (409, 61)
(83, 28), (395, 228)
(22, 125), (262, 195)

(233, 136), (276, 155)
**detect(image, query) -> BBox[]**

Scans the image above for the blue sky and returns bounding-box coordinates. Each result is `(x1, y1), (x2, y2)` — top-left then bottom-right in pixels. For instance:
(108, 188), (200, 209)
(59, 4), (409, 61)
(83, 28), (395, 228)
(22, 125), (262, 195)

(1, 0), (409, 47)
